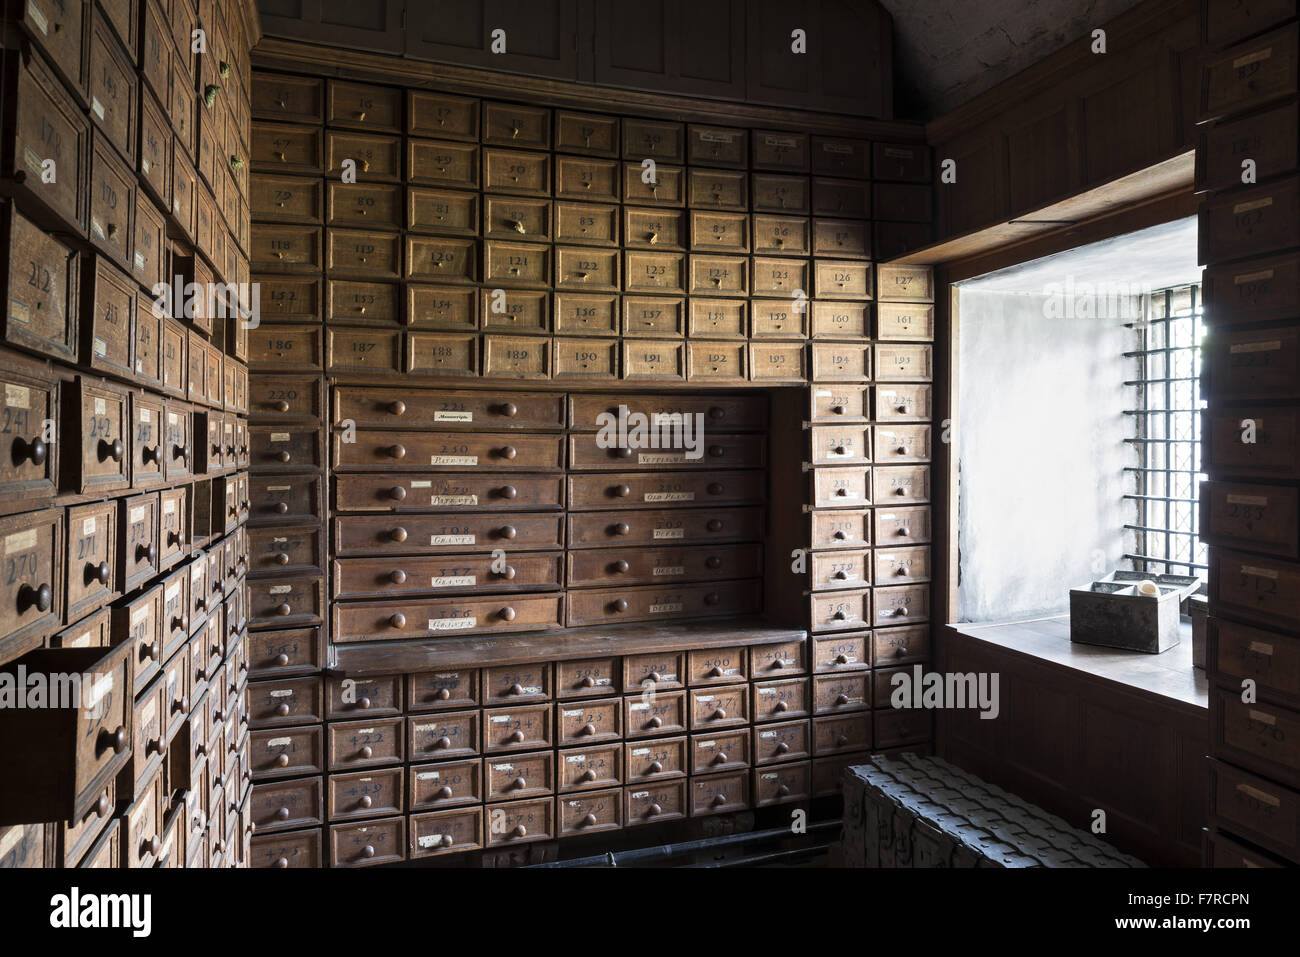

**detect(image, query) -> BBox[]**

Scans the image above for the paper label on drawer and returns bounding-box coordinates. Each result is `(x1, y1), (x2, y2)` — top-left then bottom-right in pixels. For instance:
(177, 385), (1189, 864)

(91, 218), (105, 239)
(430, 455), (478, 466)
(645, 492), (694, 503)
(86, 673), (113, 710)
(431, 576), (476, 587)
(1248, 709), (1276, 725)
(4, 529), (36, 554)
(883, 146), (915, 159)
(165, 583), (180, 604)
(1248, 641), (1275, 656)
(131, 606), (150, 626)
(267, 737), (291, 748)
(1234, 197), (1274, 215)
(1240, 565), (1279, 579)
(67, 630), (92, 649)
(640, 453), (685, 465)
(26, 0), (48, 33)
(1231, 341), (1282, 353)
(410, 481), (433, 489)
(269, 585), (293, 595)
(631, 748), (651, 756)
(1236, 783), (1280, 806)
(492, 763), (514, 771)
(631, 791), (650, 799)
(354, 728), (375, 736)
(130, 507), (145, 525)
(413, 724), (438, 734)
(429, 617), (476, 631)
(416, 771), (441, 781)
(758, 687), (777, 695)
(417, 835), (443, 848)
(1236, 269), (1275, 284)
(269, 689), (293, 698)
(163, 498), (176, 516)
(138, 408), (152, 424)
(649, 602), (683, 613)
(760, 730), (777, 739)
(699, 132), (737, 144)
(1233, 47), (1273, 69)
(697, 740), (715, 748)
(434, 672), (460, 679)
(565, 754), (587, 763)
(140, 698), (157, 728)
(4, 384), (29, 409)
(696, 696), (714, 703)
(270, 432), (290, 443)
(141, 158), (150, 174)
(430, 495), (477, 506)
(434, 411), (473, 422)
(653, 566), (685, 577)
(1227, 494), (1270, 506)
(563, 709), (584, 718)
(489, 715), (511, 724)
(94, 398), (107, 416)
(653, 529), (684, 540)
(431, 535), (475, 546)
(0, 825), (24, 860)
(91, 97), (105, 120)
(134, 252), (146, 271)
(763, 135), (799, 148)
(267, 485), (291, 492)
(630, 703), (650, 712)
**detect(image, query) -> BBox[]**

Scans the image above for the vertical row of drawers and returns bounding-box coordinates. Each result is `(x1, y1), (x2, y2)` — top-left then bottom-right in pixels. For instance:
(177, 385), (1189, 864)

(1195, 1), (1300, 868)
(802, 263), (936, 753)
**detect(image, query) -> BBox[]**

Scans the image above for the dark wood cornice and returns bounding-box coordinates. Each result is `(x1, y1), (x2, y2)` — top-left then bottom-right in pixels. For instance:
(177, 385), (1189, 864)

(924, 0), (1197, 145)
(238, 0), (262, 48)
(251, 36), (925, 140)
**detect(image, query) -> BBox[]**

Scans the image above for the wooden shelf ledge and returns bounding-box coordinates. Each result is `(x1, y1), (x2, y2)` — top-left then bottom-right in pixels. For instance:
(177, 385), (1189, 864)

(327, 617), (808, 677)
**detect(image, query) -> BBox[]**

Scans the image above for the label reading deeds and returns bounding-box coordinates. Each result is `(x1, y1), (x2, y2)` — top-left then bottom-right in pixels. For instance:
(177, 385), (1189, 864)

(431, 534), (475, 546)
(653, 566), (685, 577)
(653, 529), (685, 540)
(434, 411), (473, 423)
(649, 602), (683, 613)
(431, 455), (478, 466)
(428, 617), (476, 631)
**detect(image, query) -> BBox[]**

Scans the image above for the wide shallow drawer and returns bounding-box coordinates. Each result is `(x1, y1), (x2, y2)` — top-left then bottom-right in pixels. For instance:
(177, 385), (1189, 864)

(333, 552), (563, 600)
(334, 473), (564, 513)
(333, 514), (565, 556)
(333, 431), (564, 472)
(333, 594), (565, 642)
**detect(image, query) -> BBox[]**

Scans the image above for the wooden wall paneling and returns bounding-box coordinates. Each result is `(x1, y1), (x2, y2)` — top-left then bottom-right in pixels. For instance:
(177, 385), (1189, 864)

(257, 0), (406, 53)
(934, 129), (1008, 240)
(405, 0), (582, 80)
(1004, 100), (1081, 217)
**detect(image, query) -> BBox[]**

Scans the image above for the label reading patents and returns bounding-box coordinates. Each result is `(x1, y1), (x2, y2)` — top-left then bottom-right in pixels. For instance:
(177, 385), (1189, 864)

(431, 455), (478, 466)
(429, 617), (477, 631)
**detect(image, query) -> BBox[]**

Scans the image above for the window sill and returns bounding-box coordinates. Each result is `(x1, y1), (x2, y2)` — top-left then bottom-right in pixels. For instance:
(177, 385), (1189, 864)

(945, 615), (1208, 713)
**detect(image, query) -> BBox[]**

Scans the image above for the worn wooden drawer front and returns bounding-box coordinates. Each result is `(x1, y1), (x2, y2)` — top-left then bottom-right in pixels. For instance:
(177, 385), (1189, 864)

(334, 593), (564, 643)
(568, 430), (765, 469)
(65, 502), (117, 621)
(811, 589), (872, 632)
(620, 251), (683, 295)
(334, 472), (563, 514)
(405, 333), (477, 375)
(871, 625), (929, 668)
(874, 508), (931, 549)
(813, 219), (870, 258)
(752, 174), (810, 214)
(566, 543), (761, 590)
(409, 758), (482, 811)
(482, 703), (553, 753)
(541, 206), (613, 255)
(484, 795), (554, 846)
(327, 132), (402, 183)
(813, 713), (872, 755)
(11, 51), (89, 232)
(339, 385), (563, 430)
(328, 80), (401, 132)
(813, 261), (873, 300)
(813, 632), (869, 672)
(0, 369), (56, 507)
(812, 425), (871, 465)
(333, 551), (562, 601)
(253, 122), (322, 173)
(683, 299), (743, 339)
(687, 211), (748, 255)
(1207, 758), (1300, 862)
(1201, 24), (1299, 120)
(813, 467), (872, 508)
(558, 787), (623, 835)
(252, 225), (320, 272)
(749, 299), (806, 338)
(324, 329), (400, 374)
(569, 394), (765, 430)
(620, 296), (683, 338)
(553, 338), (616, 377)
(248, 577), (324, 626)
(1209, 326), (1300, 399)
(323, 182), (400, 230)
(334, 513), (563, 556)
(811, 510), (871, 549)
(553, 156), (617, 202)
(329, 817), (406, 867)
(752, 258), (808, 297)
(875, 425), (932, 463)
(1206, 407), (1300, 477)
(1201, 481), (1299, 556)
(408, 89), (479, 140)
(754, 719), (813, 766)
(687, 169), (746, 211)
(624, 736), (687, 781)
(481, 242), (549, 289)
(555, 697), (623, 745)
(327, 717), (405, 772)
(810, 550), (871, 591)
(404, 137), (476, 188)
(407, 710), (480, 762)
(568, 580), (759, 626)
(6, 206), (80, 362)
(69, 380), (129, 494)
(687, 340), (746, 381)
(625, 778), (688, 825)
(754, 761), (812, 806)
(750, 215), (808, 257)
(324, 280), (396, 327)
(407, 670), (481, 713)
(874, 344), (934, 382)
(812, 178), (870, 218)
(249, 525), (322, 576)
(250, 777), (322, 833)
(752, 130), (809, 171)
(250, 427), (320, 473)
(405, 236), (477, 283)
(486, 750), (553, 801)
(329, 767), (404, 822)
(622, 653), (685, 693)
(252, 173), (321, 223)
(338, 430), (563, 471)
(1212, 550), (1300, 628)
(874, 583), (930, 627)
(691, 770), (749, 816)
(1203, 253), (1300, 326)
(876, 546), (930, 585)
(625, 690), (688, 738)
(749, 342), (806, 381)
(251, 725), (323, 779)
(688, 684), (750, 730)
(399, 285), (476, 332)
(874, 466), (930, 505)
(1213, 688), (1300, 787)
(567, 469), (765, 510)
(613, 339), (678, 378)
(327, 229), (399, 278)
(690, 728), (749, 773)
(556, 111), (619, 156)
(1201, 178), (1300, 263)
(409, 806), (483, 856)
(688, 255), (747, 296)
(624, 208), (685, 250)
(623, 162), (685, 207)
(548, 658), (619, 700)
(567, 504), (763, 547)
(872, 385), (931, 423)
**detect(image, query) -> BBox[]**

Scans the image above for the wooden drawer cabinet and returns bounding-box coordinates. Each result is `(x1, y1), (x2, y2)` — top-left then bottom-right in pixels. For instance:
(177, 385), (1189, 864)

(691, 769), (749, 816)
(330, 817), (405, 867)
(559, 742), (623, 791)
(334, 431), (563, 471)
(754, 761), (811, 806)
(333, 593), (564, 643)
(410, 758), (483, 810)
(624, 689), (687, 738)
(624, 736), (687, 781)
(329, 767), (404, 822)
(248, 577), (324, 627)
(251, 725), (323, 780)
(251, 777), (323, 834)
(754, 719), (813, 766)
(625, 779), (687, 825)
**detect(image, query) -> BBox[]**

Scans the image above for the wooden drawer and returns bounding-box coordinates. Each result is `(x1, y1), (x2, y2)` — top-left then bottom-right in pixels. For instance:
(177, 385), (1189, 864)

(622, 118), (684, 161)
(324, 183), (401, 232)
(329, 767), (404, 822)
(258, 276), (320, 325)
(484, 750), (554, 802)
(569, 393), (765, 430)
(485, 796), (555, 846)
(333, 551), (562, 601)
(876, 505), (934, 549)
(752, 174), (809, 214)
(1200, 23), (1298, 121)
(406, 236), (477, 283)
(250, 473), (323, 526)
(813, 467), (871, 508)
(813, 178), (869, 218)
(327, 131), (401, 183)
(625, 778), (687, 825)
(691, 769), (749, 816)
(875, 425), (932, 463)
(554, 246), (619, 291)
(482, 100), (550, 149)
(405, 670), (480, 714)
(404, 331), (477, 375)
(335, 386), (562, 429)
(750, 299), (806, 339)
(16, 0), (87, 96)
(409, 90), (479, 140)
(754, 719), (813, 766)
(1208, 325), (1300, 400)
(811, 589), (871, 632)
(483, 242), (551, 290)
(749, 640), (807, 678)
(333, 593), (564, 643)
(326, 279), (398, 326)
(689, 255), (747, 296)
(65, 502), (118, 622)
(812, 424), (872, 466)
(873, 625), (930, 667)
(247, 577), (324, 627)
(1202, 481), (1300, 558)
(623, 252), (686, 296)
(403, 285), (477, 332)
(1212, 686), (1300, 789)
(409, 806), (483, 857)
(556, 697), (623, 746)
(248, 525), (322, 577)
(811, 509), (871, 549)
(754, 761), (811, 806)
(621, 296), (684, 338)
(1211, 550), (1300, 629)
(624, 653), (685, 693)
(750, 215), (808, 256)
(555, 658), (620, 699)
(690, 728), (749, 774)
(247, 627), (322, 678)
(480, 194), (548, 242)
(555, 110), (618, 156)
(253, 73), (323, 123)
(1207, 757), (1300, 863)
(122, 766), (163, 868)
(568, 433), (765, 471)
(810, 385), (868, 422)
(4, 204), (80, 363)
(483, 704), (552, 753)
(329, 817), (405, 867)
(753, 130), (809, 171)
(807, 301), (868, 340)
(749, 341), (806, 381)
(483, 663), (553, 705)
(335, 430), (562, 472)
(876, 384), (932, 423)
(813, 713), (872, 755)
(874, 465), (930, 504)
(1204, 406), (1300, 478)
(1200, 178), (1300, 264)
(253, 122), (323, 174)
(248, 675), (323, 729)
(558, 787), (622, 836)
(684, 124), (745, 167)
(327, 716), (404, 771)
(624, 690), (687, 738)
(624, 207), (685, 250)
(87, 11), (136, 162)
(249, 828), (323, 868)
(567, 471), (764, 511)
(553, 295), (617, 338)
(250, 725), (323, 780)
(752, 257), (808, 297)
(1203, 253), (1300, 326)
(410, 758), (482, 811)
(334, 513), (563, 556)
(328, 80), (401, 132)
(556, 156), (618, 202)
(249, 425), (321, 472)
(624, 736), (686, 782)
(483, 148), (549, 196)
(689, 684), (749, 731)
(685, 646), (748, 685)
(251, 777), (322, 834)
(814, 261), (873, 300)
(621, 340), (683, 379)
(555, 337), (619, 377)
(874, 583), (930, 627)
(688, 169), (747, 210)
(118, 492), (160, 593)
(406, 137), (476, 188)
(812, 632), (869, 672)
(333, 472), (562, 513)
(327, 229), (399, 279)
(567, 508), (763, 551)
(686, 298), (745, 339)
(251, 225), (320, 273)
(810, 549), (871, 590)
(813, 219), (870, 258)
(0, 366), (55, 511)
(252, 173), (321, 224)
(325, 328), (402, 375)
(409, 710), (480, 761)
(623, 162), (684, 207)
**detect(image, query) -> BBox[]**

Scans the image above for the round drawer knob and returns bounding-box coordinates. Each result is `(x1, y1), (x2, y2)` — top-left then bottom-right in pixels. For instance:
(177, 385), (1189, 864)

(276, 807), (290, 820)
(498, 446), (517, 460)
(276, 857), (289, 868)
(778, 784), (791, 796)
(277, 451), (292, 463)
(614, 484), (631, 498)
(612, 560), (630, 574)
(708, 407), (725, 420)
(831, 405), (846, 415)
(711, 794), (727, 807)
(389, 444), (406, 460)
(276, 753), (290, 767)
(275, 502), (290, 514)
(99, 726), (128, 755)
(360, 746), (373, 759)
(836, 693), (850, 705)
(581, 813), (598, 827)
(147, 836), (161, 856)
(499, 525), (517, 540)
(497, 565), (517, 580)
(389, 486), (407, 501)
(276, 703), (290, 716)
(100, 438), (124, 462)
(647, 716), (662, 729)
(704, 592), (720, 606)
(433, 687), (452, 701)
(499, 606), (516, 621)
(499, 403), (518, 418)
(836, 734), (849, 747)
(389, 613), (406, 629)
(895, 607), (910, 617)
(896, 566), (909, 577)
(834, 571), (848, 580)
(510, 683), (525, 696)
(707, 519), (723, 532)
(833, 610), (847, 620)
(708, 666), (724, 677)
(833, 531), (847, 540)
(580, 769), (597, 782)
(580, 675), (596, 688)
(647, 672), (661, 683)
(275, 552), (290, 566)
(896, 487), (907, 496)
(390, 569), (407, 585)
(509, 730), (525, 743)
(896, 647), (909, 657)
(362, 845), (375, 858)
(359, 697), (372, 709)
(581, 723), (596, 736)
(436, 736), (451, 749)
(499, 485), (518, 500)
(775, 741), (790, 754)
(616, 447), (633, 458)
(512, 776), (527, 790)
(512, 825), (527, 838)
(707, 483), (723, 496)
(359, 795), (373, 809)
(897, 404), (909, 414)
(835, 654), (849, 665)
(437, 785), (453, 799)
(276, 603), (292, 616)
(647, 803), (662, 817)
(389, 401), (406, 416)
(390, 527), (408, 543)
(613, 522), (630, 536)
(276, 653), (290, 666)
(834, 446), (847, 455)
(712, 753), (727, 765)
(708, 445), (724, 458)
(648, 760), (663, 773)
(712, 708), (726, 720)
(90, 561), (111, 586)
(274, 400), (290, 413)
(142, 443), (159, 464)
(440, 835), (454, 847)
(96, 793), (110, 817)
(612, 599), (628, 612)
(896, 446), (908, 456)
(775, 700), (789, 712)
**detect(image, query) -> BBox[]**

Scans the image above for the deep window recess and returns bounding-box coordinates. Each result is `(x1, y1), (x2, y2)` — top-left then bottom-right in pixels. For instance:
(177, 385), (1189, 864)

(1124, 283), (1207, 579)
